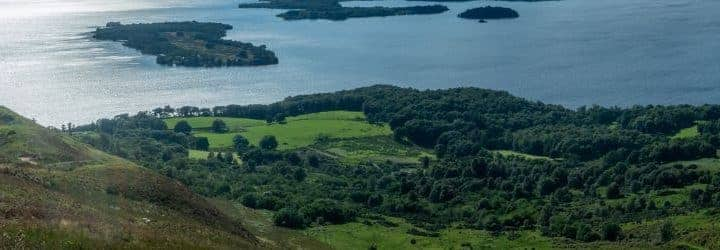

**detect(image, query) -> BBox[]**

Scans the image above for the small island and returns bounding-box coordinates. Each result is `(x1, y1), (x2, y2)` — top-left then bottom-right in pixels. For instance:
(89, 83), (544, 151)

(458, 6), (519, 21)
(239, 0), (449, 21)
(278, 5), (449, 21)
(92, 22), (278, 67)
(407, 0), (475, 2)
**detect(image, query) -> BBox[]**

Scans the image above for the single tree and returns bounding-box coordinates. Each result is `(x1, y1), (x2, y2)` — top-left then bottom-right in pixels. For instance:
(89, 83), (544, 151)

(260, 135), (278, 150)
(287, 152), (302, 166)
(273, 208), (307, 229)
(211, 119), (229, 133)
(195, 137), (210, 151)
(293, 167), (307, 181)
(606, 182), (622, 199)
(308, 154), (320, 167)
(660, 220), (674, 242)
(233, 135), (251, 152)
(602, 222), (622, 241)
(174, 120), (192, 134)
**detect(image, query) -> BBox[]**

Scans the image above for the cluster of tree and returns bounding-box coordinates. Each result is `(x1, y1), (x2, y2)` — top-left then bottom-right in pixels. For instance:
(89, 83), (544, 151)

(277, 6), (449, 21)
(238, 0), (448, 21)
(93, 21), (278, 67)
(72, 85), (720, 245)
(457, 6), (519, 20)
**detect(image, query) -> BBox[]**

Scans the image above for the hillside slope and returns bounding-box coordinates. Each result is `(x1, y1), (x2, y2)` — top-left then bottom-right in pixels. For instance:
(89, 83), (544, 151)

(0, 106), (259, 249)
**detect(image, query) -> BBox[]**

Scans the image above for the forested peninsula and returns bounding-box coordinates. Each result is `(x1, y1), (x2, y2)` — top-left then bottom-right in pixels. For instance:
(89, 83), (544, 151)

(54, 85), (720, 249)
(92, 21), (278, 67)
(239, 0), (449, 21)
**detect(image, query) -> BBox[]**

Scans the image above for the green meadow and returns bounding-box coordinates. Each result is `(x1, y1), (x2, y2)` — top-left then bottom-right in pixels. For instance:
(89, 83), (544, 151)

(314, 136), (435, 165)
(492, 150), (557, 161)
(306, 217), (554, 250)
(165, 111), (392, 150)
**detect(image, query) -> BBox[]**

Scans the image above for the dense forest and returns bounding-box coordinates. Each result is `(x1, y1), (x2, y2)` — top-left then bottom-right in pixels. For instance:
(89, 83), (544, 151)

(458, 6), (520, 20)
(93, 22), (278, 67)
(72, 85), (720, 246)
(278, 6), (449, 21)
(239, 0), (449, 21)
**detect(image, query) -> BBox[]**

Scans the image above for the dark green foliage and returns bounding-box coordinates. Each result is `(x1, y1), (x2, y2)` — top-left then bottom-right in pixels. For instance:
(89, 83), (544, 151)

(241, 193), (259, 208)
(260, 135), (279, 150)
(93, 22), (278, 67)
(278, 6), (449, 21)
(293, 167), (307, 182)
(458, 6), (519, 20)
(660, 220), (674, 242)
(575, 223), (598, 242)
(238, 0), (448, 21)
(606, 182), (622, 199)
(174, 120), (192, 134)
(308, 154), (320, 167)
(233, 135), (250, 152)
(301, 199), (356, 224)
(287, 152), (302, 166)
(211, 119), (229, 133)
(195, 137), (210, 151)
(80, 85), (720, 243)
(273, 208), (308, 229)
(602, 223), (622, 241)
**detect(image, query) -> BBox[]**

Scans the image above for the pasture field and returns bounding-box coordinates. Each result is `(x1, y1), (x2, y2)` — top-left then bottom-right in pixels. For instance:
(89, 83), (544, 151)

(305, 216), (554, 250)
(313, 136), (434, 165)
(166, 111), (392, 150)
(672, 125), (700, 139)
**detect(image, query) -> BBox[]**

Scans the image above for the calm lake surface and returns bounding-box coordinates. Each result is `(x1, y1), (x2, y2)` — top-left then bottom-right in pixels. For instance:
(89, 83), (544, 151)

(1, 0), (719, 126)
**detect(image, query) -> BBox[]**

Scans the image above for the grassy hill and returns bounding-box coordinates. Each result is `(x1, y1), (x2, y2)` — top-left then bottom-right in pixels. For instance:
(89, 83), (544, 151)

(0, 106), (259, 249)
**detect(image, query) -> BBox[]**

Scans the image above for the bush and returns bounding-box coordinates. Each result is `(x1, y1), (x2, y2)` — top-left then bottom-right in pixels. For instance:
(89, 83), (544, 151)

(606, 182), (622, 199)
(233, 135), (250, 152)
(301, 199), (355, 224)
(308, 154), (320, 167)
(293, 167), (307, 181)
(211, 119), (228, 133)
(241, 193), (259, 208)
(575, 223), (598, 242)
(274, 208), (308, 229)
(260, 135), (279, 150)
(660, 220), (674, 242)
(174, 120), (192, 134)
(287, 152), (302, 165)
(602, 222), (622, 241)
(194, 137), (210, 151)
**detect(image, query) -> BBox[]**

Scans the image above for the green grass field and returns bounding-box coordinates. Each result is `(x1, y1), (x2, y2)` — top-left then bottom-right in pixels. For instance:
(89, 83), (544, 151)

(306, 216), (554, 250)
(672, 125), (700, 139)
(165, 117), (266, 131)
(166, 111), (392, 150)
(664, 158), (720, 172)
(672, 121), (709, 140)
(493, 150), (556, 161)
(313, 136), (434, 165)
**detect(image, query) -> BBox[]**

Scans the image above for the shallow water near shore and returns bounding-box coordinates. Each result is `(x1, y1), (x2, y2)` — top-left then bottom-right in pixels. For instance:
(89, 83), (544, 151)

(1, 0), (719, 126)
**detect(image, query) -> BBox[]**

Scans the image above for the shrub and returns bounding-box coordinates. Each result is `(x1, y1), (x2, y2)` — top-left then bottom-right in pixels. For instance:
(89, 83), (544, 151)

(241, 193), (259, 208)
(274, 208), (307, 229)
(660, 220), (674, 242)
(174, 120), (192, 134)
(606, 182), (622, 199)
(260, 135), (278, 150)
(602, 222), (622, 241)
(194, 137), (210, 151)
(233, 135), (250, 152)
(301, 199), (355, 224)
(211, 119), (228, 133)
